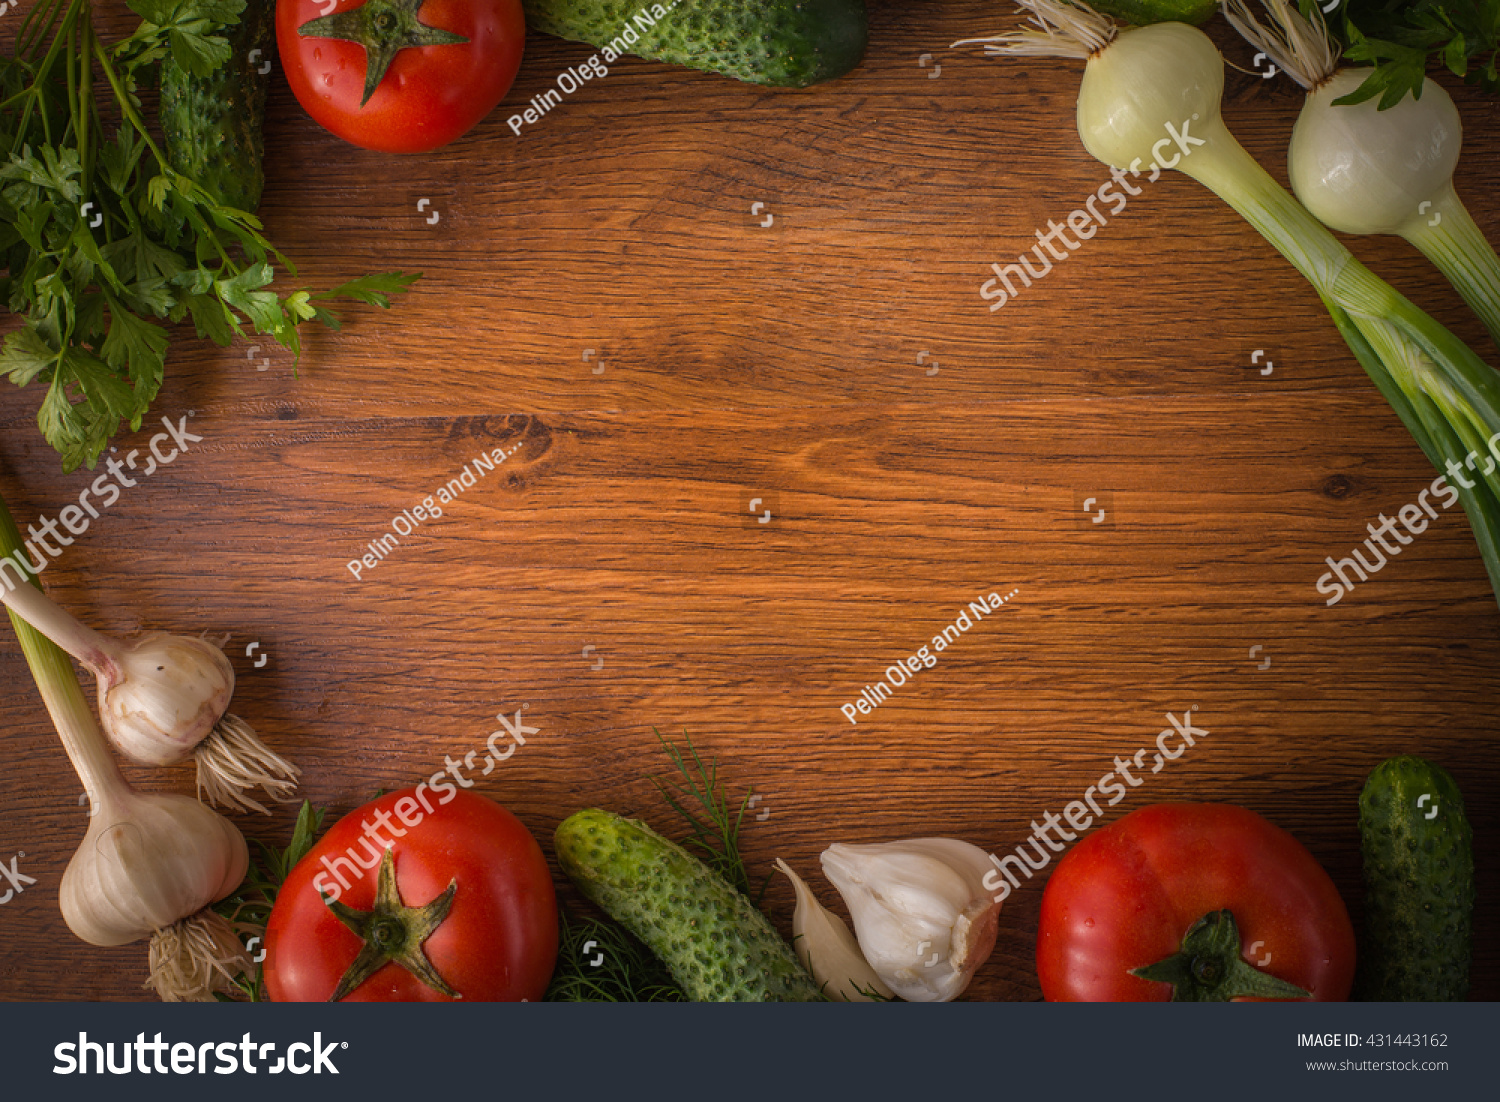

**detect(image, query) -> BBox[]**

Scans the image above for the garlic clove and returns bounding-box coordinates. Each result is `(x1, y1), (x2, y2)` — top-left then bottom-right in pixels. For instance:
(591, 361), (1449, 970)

(60, 789), (248, 948)
(98, 633), (234, 767)
(774, 859), (895, 1002)
(821, 838), (1001, 1003)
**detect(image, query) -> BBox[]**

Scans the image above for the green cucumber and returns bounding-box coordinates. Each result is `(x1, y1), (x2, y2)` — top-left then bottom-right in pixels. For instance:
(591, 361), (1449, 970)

(554, 808), (824, 1001)
(1357, 755), (1474, 1000)
(1088, 0), (1217, 24)
(160, 0), (275, 212)
(522, 0), (867, 88)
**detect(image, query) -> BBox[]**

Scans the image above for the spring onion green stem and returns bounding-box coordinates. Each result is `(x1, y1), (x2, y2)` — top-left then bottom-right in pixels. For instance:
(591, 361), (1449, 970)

(962, 3), (1500, 609)
(0, 568), (123, 681)
(1399, 184), (1500, 351)
(1226, 2), (1500, 352)
(0, 491), (123, 808)
(1159, 120), (1500, 608)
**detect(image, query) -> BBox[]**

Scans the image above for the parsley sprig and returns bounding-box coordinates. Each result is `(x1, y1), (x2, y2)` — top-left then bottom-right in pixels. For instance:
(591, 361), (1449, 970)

(1313, 0), (1500, 108)
(0, 0), (417, 471)
(214, 800), (325, 1002)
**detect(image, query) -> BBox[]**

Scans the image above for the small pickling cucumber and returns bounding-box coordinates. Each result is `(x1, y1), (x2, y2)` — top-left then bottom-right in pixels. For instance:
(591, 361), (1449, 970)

(555, 808), (824, 1001)
(1089, 0), (1217, 24)
(1357, 756), (1474, 1000)
(523, 0), (867, 88)
(159, 0), (275, 212)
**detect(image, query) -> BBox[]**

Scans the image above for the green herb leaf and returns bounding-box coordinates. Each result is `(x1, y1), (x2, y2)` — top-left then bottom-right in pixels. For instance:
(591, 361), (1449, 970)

(544, 908), (685, 1002)
(283, 801), (326, 874)
(0, 326), (57, 386)
(650, 730), (767, 903)
(166, 26), (232, 78)
(100, 292), (169, 397)
(1445, 32), (1469, 76)
(213, 800), (328, 1001)
(1333, 0), (1500, 106)
(0, 0), (419, 470)
(316, 270), (423, 307)
(214, 261), (283, 333)
(127, 0), (246, 78)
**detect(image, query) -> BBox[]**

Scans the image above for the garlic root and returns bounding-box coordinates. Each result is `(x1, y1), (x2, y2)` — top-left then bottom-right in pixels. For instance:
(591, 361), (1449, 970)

(148, 909), (253, 1002)
(195, 714), (302, 814)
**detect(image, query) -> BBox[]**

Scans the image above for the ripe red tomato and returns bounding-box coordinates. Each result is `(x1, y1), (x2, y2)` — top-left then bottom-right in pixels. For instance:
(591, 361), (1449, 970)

(276, 0), (525, 153)
(264, 787), (557, 1001)
(1037, 803), (1354, 1002)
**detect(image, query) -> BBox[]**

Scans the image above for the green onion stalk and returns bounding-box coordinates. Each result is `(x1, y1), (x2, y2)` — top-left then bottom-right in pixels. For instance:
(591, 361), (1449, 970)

(956, 3), (1500, 607)
(1224, 0), (1500, 353)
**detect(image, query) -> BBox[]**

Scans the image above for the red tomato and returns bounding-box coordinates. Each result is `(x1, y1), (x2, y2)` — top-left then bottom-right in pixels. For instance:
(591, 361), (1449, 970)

(276, 0), (525, 153)
(264, 788), (557, 1001)
(1036, 803), (1354, 1002)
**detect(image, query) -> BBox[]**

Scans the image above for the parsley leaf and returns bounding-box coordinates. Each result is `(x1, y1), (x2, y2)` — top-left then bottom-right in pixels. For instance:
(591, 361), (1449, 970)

(213, 801), (328, 1002)
(2, 0), (418, 471)
(0, 326), (57, 387)
(1326, 0), (1500, 107)
(316, 271), (424, 308)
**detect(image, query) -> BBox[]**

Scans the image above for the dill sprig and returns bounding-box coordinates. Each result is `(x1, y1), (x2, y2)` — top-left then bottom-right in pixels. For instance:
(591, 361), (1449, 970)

(649, 728), (768, 904)
(213, 800), (324, 1002)
(547, 731), (770, 1000)
(544, 908), (685, 1002)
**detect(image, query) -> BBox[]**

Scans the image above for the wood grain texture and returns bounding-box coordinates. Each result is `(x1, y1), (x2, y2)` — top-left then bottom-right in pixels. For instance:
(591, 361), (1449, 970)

(1, 1), (1498, 1001)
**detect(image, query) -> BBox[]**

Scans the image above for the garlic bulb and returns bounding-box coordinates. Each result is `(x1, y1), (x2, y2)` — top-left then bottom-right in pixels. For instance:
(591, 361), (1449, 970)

(100, 632), (232, 766)
(0, 579), (298, 811)
(774, 859), (895, 1002)
(821, 838), (1001, 1002)
(61, 788), (248, 947)
(1, 495), (252, 1001)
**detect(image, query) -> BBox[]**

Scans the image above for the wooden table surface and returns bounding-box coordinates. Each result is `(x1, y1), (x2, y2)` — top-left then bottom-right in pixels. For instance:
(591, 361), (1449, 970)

(2, 1), (1498, 1002)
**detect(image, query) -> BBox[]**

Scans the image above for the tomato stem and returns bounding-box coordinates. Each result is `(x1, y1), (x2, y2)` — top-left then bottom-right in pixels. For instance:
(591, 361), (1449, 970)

(322, 847), (461, 1001)
(1131, 909), (1312, 1002)
(296, 0), (469, 107)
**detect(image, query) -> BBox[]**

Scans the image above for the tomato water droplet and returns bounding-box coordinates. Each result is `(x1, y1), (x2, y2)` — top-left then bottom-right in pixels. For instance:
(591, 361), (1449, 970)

(324, 74), (335, 87)
(313, 47), (322, 61)
(1083, 917), (1095, 928)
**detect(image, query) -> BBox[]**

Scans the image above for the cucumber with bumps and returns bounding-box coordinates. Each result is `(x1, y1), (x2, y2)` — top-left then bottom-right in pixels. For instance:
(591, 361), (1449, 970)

(1357, 755), (1474, 1000)
(160, 0), (275, 213)
(555, 808), (824, 1001)
(1088, 0), (1218, 24)
(523, 0), (867, 88)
